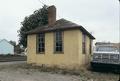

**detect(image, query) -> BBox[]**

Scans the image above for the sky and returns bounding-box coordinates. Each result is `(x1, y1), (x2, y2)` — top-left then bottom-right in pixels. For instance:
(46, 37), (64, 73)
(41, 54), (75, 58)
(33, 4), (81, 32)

(0, 0), (119, 44)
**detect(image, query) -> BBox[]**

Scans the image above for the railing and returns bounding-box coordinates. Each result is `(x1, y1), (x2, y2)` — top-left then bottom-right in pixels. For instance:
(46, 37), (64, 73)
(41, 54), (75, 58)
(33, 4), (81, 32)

(92, 53), (120, 65)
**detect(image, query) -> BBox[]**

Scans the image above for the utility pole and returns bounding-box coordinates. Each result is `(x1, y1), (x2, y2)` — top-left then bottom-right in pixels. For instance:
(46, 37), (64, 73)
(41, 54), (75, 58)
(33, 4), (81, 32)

(118, 0), (120, 81)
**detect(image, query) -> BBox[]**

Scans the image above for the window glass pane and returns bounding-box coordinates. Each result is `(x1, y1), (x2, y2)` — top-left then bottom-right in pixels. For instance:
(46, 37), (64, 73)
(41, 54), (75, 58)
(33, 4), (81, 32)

(39, 38), (43, 42)
(56, 42), (59, 46)
(41, 47), (44, 52)
(37, 33), (45, 53)
(55, 31), (63, 52)
(82, 33), (86, 54)
(55, 47), (58, 51)
(59, 46), (62, 51)
(42, 43), (44, 47)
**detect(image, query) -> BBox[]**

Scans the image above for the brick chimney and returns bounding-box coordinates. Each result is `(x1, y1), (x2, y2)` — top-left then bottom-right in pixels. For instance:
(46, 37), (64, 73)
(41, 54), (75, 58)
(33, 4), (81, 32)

(48, 5), (56, 26)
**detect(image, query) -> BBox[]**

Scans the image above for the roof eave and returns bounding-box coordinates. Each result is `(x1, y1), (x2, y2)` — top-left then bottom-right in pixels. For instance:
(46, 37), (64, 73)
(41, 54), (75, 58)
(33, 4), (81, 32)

(26, 26), (95, 39)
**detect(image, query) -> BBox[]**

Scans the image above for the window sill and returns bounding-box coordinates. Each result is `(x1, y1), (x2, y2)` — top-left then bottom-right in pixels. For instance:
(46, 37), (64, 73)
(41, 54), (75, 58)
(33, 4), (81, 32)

(36, 52), (45, 54)
(54, 51), (64, 54)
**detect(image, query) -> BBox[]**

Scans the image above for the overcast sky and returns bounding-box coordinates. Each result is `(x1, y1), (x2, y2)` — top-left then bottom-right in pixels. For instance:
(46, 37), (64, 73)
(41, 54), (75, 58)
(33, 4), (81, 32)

(0, 0), (119, 43)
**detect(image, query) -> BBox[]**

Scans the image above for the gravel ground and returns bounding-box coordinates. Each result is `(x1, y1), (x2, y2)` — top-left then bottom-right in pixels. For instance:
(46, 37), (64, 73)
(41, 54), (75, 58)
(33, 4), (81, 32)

(0, 62), (119, 81)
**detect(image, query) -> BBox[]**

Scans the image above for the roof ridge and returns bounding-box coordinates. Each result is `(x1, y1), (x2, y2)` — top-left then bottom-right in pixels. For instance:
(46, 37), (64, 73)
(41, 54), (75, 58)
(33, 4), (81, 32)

(56, 18), (80, 26)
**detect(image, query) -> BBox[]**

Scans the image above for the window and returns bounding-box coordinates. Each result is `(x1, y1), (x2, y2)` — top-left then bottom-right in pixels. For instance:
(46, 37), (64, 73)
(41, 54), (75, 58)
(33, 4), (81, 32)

(54, 31), (63, 53)
(89, 40), (92, 54)
(82, 33), (86, 54)
(37, 33), (45, 53)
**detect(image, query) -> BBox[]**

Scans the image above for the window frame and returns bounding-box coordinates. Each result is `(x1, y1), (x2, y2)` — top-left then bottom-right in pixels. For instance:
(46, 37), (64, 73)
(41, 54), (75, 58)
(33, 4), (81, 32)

(82, 33), (86, 54)
(36, 33), (45, 54)
(54, 31), (64, 54)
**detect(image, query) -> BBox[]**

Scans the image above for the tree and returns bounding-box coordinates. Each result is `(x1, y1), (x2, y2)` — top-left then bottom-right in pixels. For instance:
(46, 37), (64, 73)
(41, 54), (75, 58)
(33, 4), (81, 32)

(18, 5), (48, 47)
(9, 40), (16, 46)
(14, 44), (24, 54)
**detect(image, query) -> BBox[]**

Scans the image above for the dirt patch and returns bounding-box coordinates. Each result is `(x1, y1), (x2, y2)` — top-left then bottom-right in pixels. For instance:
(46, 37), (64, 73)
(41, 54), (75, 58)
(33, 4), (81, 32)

(0, 63), (119, 81)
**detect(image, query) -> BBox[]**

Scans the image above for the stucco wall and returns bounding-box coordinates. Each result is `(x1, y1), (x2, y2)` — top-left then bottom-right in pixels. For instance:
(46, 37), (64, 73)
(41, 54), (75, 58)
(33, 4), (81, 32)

(78, 32), (92, 66)
(27, 34), (36, 63)
(27, 29), (92, 69)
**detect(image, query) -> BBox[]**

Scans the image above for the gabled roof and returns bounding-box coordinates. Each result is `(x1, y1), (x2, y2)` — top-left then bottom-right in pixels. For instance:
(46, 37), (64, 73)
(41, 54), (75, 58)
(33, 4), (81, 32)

(26, 18), (95, 39)
(0, 39), (13, 46)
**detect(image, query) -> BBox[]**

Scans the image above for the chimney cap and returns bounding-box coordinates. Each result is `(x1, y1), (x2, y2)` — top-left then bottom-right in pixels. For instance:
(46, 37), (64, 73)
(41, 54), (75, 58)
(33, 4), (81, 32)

(47, 5), (56, 9)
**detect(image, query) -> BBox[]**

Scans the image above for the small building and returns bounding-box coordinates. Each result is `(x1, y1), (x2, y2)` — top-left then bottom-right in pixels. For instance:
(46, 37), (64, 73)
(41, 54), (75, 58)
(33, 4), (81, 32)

(26, 5), (95, 69)
(0, 39), (14, 55)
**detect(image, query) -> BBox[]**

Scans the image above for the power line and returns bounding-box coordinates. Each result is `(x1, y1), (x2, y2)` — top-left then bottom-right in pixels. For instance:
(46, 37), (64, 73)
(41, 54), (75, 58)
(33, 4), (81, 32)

(37, 0), (46, 5)
(36, 0), (61, 19)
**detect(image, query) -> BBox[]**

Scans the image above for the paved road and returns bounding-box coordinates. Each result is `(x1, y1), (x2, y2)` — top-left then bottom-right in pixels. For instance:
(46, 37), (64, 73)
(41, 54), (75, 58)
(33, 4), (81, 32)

(0, 55), (27, 62)
(0, 61), (26, 65)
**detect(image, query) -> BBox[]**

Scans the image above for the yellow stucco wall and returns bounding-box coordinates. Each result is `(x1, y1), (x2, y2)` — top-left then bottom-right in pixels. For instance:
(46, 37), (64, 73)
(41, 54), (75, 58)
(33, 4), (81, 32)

(27, 29), (92, 69)
(78, 31), (92, 66)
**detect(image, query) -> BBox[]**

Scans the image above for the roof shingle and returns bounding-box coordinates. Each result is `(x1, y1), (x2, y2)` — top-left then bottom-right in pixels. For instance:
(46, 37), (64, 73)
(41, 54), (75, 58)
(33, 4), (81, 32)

(26, 18), (95, 39)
